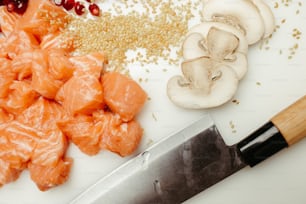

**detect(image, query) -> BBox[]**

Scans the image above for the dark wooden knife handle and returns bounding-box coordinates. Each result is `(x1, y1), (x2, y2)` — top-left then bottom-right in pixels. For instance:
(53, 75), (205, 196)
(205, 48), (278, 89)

(271, 95), (306, 146)
(238, 95), (306, 167)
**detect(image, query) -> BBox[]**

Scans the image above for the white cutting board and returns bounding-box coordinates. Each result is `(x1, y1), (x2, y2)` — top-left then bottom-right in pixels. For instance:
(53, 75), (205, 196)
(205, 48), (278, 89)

(0, 1), (306, 204)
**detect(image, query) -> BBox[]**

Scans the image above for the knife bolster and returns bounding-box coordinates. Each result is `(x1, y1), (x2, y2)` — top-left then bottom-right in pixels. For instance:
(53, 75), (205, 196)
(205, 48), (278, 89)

(237, 122), (288, 167)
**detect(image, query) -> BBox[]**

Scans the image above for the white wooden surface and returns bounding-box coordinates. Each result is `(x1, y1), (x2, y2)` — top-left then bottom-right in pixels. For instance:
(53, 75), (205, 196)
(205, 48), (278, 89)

(0, 1), (306, 203)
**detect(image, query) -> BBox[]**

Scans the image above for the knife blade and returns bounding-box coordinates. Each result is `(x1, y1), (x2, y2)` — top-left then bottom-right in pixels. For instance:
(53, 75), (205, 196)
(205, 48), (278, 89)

(70, 95), (306, 204)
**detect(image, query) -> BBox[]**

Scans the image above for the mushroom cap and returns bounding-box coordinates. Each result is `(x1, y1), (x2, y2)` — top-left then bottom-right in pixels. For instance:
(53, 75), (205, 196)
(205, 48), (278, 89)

(202, 0), (265, 45)
(184, 22), (248, 60)
(250, 0), (275, 38)
(167, 64), (239, 109)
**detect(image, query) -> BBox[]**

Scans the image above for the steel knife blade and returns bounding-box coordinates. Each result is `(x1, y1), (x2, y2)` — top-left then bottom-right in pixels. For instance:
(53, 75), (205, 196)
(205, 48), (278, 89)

(70, 95), (306, 204)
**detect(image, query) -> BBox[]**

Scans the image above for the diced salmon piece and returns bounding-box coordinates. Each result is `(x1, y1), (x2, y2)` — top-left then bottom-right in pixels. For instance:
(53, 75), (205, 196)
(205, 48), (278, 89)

(31, 128), (68, 167)
(48, 48), (75, 81)
(31, 49), (63, 99)
(40, 32), (74, 52)
(18, 97), (68, 131)
(98, 112), (143, 157)
(11, 51), (33, 80)
(0, 80), (38, 115)
(102, 72), (147, 122)
(0, 108), (13, 123)
(2, 30), (39, 59)
(58, 114), (102, 156)
(69, 52), (107, 78)
(0, 58), (16, 98)
(0, 7), (20, 37)
(28, 157), (73, 191)
(0, 121), (41, 170)
(0, 158), (22, 187)
(56, 73), (104, 115)
(18, 0), (68, 40)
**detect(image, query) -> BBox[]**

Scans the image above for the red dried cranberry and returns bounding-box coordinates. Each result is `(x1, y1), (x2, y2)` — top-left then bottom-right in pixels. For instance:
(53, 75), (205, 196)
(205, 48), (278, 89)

(74, 1), (85, 15)
(62, 0), (75, 11)
(6, 2), (15, 12)
(89, 3), (100, 16)
(13, 0), (28, 14)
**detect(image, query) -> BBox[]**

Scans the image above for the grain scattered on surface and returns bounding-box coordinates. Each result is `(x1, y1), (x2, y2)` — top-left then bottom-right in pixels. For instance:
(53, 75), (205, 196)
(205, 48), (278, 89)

(61, 0), (201, 72)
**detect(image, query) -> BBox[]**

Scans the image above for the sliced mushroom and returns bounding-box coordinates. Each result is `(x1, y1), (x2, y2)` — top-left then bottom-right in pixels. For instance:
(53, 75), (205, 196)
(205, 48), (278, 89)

(181, 56), (213, 92)
(219, 52), (248, 80)
(206, 27), (239, 61)
(202, 0), (265, 45)
(250, 0), (275, 38)
(167, 62), (239, 109)
(182, 33), (209, 60)
(183, 22), (248, 60)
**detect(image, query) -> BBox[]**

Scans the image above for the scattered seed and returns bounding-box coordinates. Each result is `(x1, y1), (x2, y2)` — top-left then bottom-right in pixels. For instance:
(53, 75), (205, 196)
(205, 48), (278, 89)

(231, 99), (240, 105)
(152, 113), (157, 121)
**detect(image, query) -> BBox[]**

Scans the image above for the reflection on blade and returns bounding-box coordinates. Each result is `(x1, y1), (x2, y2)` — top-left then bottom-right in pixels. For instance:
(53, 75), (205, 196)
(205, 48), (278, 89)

(70, 114), (247, 204)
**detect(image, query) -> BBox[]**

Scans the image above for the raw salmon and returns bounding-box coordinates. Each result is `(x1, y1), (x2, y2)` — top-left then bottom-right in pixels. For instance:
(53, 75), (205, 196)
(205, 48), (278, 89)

(0, 6), (20, 37)
(0, 0), (147, 191)
(0, 57), (15, 98)
(0, 121), (41, 170)
(30, 49), (64, 99)
(0, 158), (22, 187)
(1, 30), (39, 59)
(31, 128), (68, 167)
(0, 108), (13, 123)
(69, 52), (107, 78)
(18, 97), (68, 130)
(56, 72), (104, 115)
(11, 51), (33, 80)
(59, 110), (143, 157)
(40, 32), (74, 52)
(48, 48), (75, 81)
(18, 0), (69, 40)
(58, 114), (102, 156)
(102, 72), (147, 122)
(28, 157), (73, 191)
(0, 80), (38, 115)
(97, 112), (143, 156)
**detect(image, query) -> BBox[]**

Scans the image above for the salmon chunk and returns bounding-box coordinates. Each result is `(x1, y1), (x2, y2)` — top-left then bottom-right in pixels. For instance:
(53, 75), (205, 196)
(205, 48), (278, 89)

(0, 58), (15, 98)
(18, 97), (68, 131)
(28, 157), (73, 191)
(0, 158), (22, 187)
(0, 80), (38, 115)
(58, 114), (102, 156)
(0, 121), (41, 170)
(102, 72), (147, 122)
(69, 52), (107, 78)
(30, 49), (64, 99)
(57, 73), (104, 115)
(0, 7), (20, 37)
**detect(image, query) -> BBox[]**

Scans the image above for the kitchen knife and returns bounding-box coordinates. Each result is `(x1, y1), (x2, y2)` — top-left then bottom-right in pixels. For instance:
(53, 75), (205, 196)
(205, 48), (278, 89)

(70, 95), (306, 204)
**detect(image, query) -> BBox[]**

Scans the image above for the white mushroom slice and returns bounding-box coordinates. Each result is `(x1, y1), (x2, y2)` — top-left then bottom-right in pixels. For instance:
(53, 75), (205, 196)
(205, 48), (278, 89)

(219, 52), (248, 80)
(184, 22), (248, 60)
(167, 64), (239, 109)
(202, 0), (265, 45)
(181, 56), (213, 92)
(182, 33), (209, 60)
(250, 0), (275, 38)
(206, 27), (239, 61)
